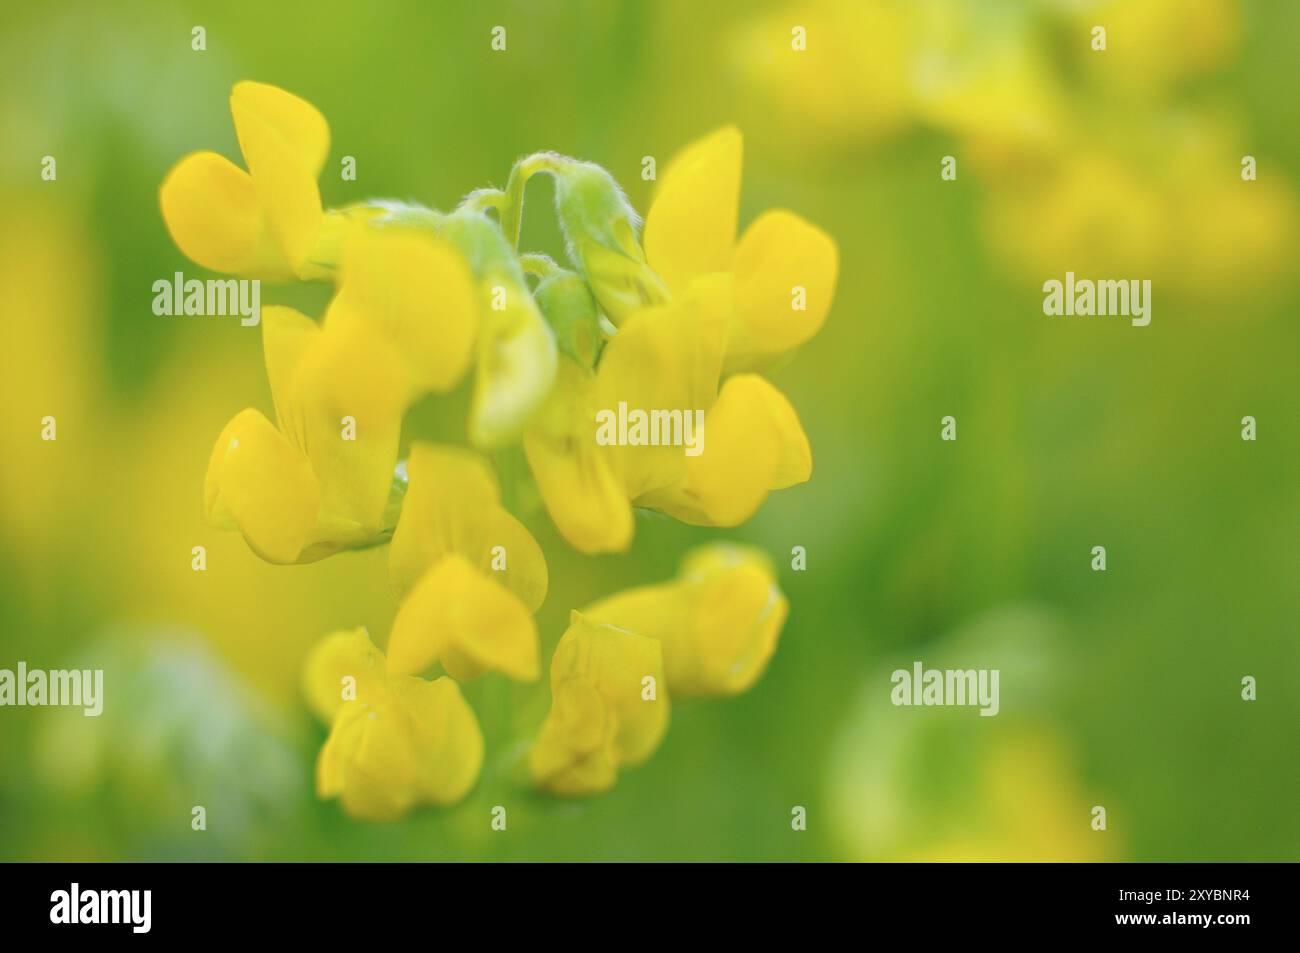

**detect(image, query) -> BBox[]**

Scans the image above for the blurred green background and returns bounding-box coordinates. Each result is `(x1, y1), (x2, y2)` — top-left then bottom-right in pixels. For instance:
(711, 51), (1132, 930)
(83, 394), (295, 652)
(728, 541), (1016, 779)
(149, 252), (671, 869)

(0, 0), (1295, 861)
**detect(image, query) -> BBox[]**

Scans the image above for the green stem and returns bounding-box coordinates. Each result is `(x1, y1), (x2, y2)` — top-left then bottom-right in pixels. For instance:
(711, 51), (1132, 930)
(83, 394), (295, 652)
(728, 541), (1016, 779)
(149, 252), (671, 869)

(501, 152), (567, 249)
(518, 252), (565, 280)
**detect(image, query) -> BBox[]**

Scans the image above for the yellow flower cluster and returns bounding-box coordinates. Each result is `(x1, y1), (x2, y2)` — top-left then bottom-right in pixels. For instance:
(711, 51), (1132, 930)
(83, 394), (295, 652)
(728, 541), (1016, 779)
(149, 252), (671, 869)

(730, 0), (1296, 297)
(161, 82), (830, 819)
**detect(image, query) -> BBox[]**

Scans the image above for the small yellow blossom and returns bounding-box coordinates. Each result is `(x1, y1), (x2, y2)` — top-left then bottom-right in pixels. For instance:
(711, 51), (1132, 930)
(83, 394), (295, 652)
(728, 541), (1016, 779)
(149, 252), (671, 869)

(385, 443), (546, 682)
(525, 277), (812, 554)
(160, 81), (341, 281)
(304, 628), (482, 821)
(530, 611), (669, 797)
(642, 126), (839, 373)
(584, 543), (788, 697)
(204, 308), (406, 564)
(204, 228), (478, 564)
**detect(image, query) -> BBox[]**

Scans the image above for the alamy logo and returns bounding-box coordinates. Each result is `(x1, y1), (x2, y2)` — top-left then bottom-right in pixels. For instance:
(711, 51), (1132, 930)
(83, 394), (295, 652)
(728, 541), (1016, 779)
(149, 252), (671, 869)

(0, 662), (102, 716)
(50, 883), (151, 933)
(152, 271), (261, 326)
(595, 402), (704, 456)
(1042, 271), (1150, 327)
(890, 661), (1000, 716)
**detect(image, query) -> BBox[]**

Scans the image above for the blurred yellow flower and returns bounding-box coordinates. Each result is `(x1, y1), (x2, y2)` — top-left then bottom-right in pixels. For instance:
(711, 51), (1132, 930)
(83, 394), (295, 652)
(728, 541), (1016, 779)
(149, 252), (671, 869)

(900, 730), (1112, 863)
(827, 607), (1118, 861)
(983, 112), (1300, 293)
(728, 0), (1295, 302)
(385, 443), (546, 682)
(1063, 0), (1240, 98)
(525, 277), (812, 554)
(643, 126), (839, 373)
(584, 543), (788, 698)
(530, 611), (668, 797)
(729, 0), (914, 148)
(160, 81), (342, 281)
(304, 628), (482, 821)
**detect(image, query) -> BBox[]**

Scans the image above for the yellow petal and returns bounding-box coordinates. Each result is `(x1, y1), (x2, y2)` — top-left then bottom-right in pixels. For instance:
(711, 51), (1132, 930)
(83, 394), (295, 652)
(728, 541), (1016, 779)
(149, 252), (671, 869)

(524, 359), (634, 555)
(638, 374), (810, 525)
(316, 699), (417, 822)
(229, 81), (327, 274)
(388, 675), (484, 806)
(585, 543), (788, 697)
(547, 611), (668, 766)
(635, 375), (777, 526)
(302, 627), (388, 725)
(529, 678), (619, 796)
(387, 554), (539, 682)
(594, 276), (730, 499)
(679, 545), (787, 696)
(289, 323), (410, 536)
(230, 81), (330, 174)
(389, 443), (548, 611)
(468, 277), (558, 449)
(260, 305), (319, 448)
(643, 126), (742, 293)
(158, 151), (293, 279)
(739, 374), (812, 490)
(328, 227), (479, 397)
(204, 407), (320, 564)
(728, 209), (838, 372)
(482, 507), (549, 613)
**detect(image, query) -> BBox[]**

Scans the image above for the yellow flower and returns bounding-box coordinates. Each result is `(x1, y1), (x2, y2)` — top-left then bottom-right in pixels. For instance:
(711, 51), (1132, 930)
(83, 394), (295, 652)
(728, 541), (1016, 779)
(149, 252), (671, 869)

(982, 111), (1299, 296)
(642, 126), (839, 373)
(205, 227), (478, 564)
(160, 81), (341, 281)
(728, 0), (914, 149)
(304, 628), (482, 821)
(524, 276), (812, 554)
(385, 443), (546, 682)
(584, 543), (788, 698)
(529, 611), (669, 797)
(1064, 0), (1239, 98)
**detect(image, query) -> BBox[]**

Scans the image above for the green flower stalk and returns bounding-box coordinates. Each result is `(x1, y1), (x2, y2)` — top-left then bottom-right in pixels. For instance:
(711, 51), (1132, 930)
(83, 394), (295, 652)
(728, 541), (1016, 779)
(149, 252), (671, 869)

(504, 152), (669, 326)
